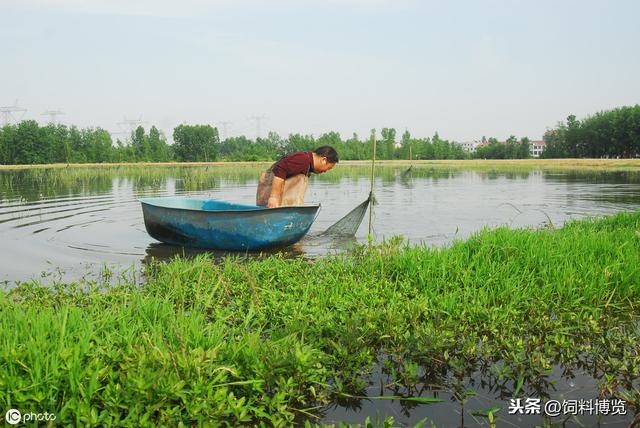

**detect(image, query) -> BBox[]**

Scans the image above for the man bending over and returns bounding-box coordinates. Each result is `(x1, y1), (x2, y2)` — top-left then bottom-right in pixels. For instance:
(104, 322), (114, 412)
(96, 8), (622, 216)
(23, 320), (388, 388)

(256, 146), (339, 208)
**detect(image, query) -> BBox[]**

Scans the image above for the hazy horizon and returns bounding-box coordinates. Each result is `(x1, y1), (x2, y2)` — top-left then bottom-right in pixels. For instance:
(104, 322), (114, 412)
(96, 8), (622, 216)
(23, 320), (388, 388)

(2, 0), (639, 142)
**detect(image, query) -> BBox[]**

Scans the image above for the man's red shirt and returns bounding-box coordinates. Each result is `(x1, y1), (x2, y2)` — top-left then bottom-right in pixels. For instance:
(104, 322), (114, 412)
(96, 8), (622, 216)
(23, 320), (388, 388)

(270, 151), (315, 180)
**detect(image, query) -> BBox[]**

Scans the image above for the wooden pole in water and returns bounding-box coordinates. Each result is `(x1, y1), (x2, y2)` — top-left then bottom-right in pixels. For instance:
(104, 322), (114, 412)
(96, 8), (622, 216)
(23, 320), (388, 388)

(368, 132), (377, 240)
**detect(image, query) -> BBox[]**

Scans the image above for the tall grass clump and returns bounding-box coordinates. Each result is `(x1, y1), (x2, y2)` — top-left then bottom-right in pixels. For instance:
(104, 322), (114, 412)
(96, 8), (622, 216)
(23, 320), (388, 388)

(1, 211), (639, 426)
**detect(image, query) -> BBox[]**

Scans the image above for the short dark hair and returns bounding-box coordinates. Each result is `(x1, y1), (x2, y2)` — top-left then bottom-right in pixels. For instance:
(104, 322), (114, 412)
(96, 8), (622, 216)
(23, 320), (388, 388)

(313, 146), (339, 163)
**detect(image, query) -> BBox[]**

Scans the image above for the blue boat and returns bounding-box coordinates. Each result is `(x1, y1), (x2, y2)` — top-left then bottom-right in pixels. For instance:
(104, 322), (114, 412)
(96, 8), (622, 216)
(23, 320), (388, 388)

(139, 197), (320, 251)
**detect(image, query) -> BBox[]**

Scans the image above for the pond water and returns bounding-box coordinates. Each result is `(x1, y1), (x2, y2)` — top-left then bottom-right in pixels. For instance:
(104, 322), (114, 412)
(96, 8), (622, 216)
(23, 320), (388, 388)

(320, 358), (638, 427)
(1, 164), (639, 426)
(1, 165), (640, 285)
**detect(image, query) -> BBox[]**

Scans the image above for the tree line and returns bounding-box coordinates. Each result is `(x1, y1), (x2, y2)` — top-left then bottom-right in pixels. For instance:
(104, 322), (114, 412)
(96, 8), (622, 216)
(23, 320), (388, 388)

(542, 105), (640, 158)
(1, 105), (637, 165)
(474, 136), (531, 159)
(0, 122), (473, 164)
(0, 121), (171, 164)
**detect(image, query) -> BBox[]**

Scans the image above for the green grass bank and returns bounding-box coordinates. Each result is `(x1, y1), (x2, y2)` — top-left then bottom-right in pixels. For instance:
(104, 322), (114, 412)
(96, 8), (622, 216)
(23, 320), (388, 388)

(1, 211), (640, 426)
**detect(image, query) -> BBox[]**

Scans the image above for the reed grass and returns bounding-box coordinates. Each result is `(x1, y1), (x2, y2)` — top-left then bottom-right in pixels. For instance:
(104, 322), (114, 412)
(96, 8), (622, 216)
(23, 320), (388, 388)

(1, 211), (639, 426)
(1, 158), (640, 171)
(3, 163), (640, 203)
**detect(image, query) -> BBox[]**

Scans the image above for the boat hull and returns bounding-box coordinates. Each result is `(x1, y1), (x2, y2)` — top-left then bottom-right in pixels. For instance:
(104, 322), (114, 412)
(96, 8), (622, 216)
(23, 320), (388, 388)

(140, 197), (320, 251)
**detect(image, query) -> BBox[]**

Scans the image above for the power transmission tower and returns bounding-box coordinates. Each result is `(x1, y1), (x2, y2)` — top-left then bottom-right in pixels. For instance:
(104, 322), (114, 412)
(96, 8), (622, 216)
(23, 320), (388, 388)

(0, 100), (27, 126)
(42, 109), (65, 124)
(248, 115), (267, 140)
(117, 116), (147, 142)
(109, 130), (129, 142)
(219, 121), (232, 140)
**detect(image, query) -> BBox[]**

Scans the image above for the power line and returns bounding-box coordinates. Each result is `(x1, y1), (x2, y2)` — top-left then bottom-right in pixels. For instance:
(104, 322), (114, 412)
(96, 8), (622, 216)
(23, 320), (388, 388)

(219, 121), (232, 140)
(41, 109), (65, 124)
(117, 116), (147, 142)
(248, 114), (267, 140)
(0, 100), (27, 126)
(117, 116), (147, 130)
(108, 130), (129, 141)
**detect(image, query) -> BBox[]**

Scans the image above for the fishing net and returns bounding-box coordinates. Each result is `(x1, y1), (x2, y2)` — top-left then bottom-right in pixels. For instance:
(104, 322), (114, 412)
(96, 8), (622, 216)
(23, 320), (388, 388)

(321, 193), (372, 236)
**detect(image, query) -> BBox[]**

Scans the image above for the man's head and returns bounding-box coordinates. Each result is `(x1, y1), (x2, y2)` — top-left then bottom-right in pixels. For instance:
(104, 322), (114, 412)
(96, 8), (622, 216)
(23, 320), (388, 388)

(312, 146), (339, 173)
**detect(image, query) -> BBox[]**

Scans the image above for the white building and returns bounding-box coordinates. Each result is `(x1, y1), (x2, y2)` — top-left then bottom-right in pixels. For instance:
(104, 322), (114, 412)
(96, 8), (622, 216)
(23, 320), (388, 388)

(529, 140), (546, 158)
(456, 140), (482, 153)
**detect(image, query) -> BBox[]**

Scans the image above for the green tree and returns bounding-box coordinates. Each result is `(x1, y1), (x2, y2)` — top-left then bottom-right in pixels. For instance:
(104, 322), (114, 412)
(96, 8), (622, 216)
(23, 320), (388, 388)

(130, 126), (149, 161)
(68, 126), (87, 163)
(541, 126), (568, 158)
(84, 128), (113, 163)
(47, 124), (72, 163)
(148, 126), (171, 161)
(173, 124), (219, 162)
(219, 136), (251, 161)
(541, 106), (640, 158)
(12, 121), (42, 164)
(518, 137), (531, 158)
(0, 125), (17, 164)
(353, 132), (369, 160)
(316, 131), (342, 156)
(281, 134), (315, 158)
(380, 128), (397, 159)
(398, 130), (414, 160)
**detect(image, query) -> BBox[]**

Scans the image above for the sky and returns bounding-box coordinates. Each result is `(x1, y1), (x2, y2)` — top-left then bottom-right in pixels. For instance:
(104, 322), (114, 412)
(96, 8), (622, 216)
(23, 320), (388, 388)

(1, 0), (639, 142)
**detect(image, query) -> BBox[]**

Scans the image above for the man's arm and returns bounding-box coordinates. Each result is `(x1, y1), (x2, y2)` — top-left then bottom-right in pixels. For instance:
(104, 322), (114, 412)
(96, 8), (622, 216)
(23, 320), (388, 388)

(267, 176), (285, 208)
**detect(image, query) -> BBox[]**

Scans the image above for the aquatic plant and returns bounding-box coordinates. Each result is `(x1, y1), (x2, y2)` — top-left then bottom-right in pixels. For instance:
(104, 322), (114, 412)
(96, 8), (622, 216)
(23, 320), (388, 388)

(0, 210), (639, 426)
(3, 162), (639, 203)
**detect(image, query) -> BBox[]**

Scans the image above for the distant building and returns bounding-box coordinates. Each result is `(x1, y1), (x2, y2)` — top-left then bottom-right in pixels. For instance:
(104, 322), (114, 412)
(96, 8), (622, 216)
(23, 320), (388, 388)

(456, 140), (482, 153)
(529, 140), (546, 158)
(455, 139), (546, 157)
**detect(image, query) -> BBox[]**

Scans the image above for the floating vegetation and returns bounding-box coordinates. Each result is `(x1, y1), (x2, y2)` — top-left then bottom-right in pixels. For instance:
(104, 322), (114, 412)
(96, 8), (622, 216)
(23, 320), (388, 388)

(0, 209), (639, 426)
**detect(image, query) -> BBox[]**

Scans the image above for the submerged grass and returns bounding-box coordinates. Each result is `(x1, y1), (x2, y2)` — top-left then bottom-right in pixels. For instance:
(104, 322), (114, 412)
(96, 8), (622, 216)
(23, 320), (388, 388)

(2, 162), (640, 203)
(1, 211), (640, 426)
